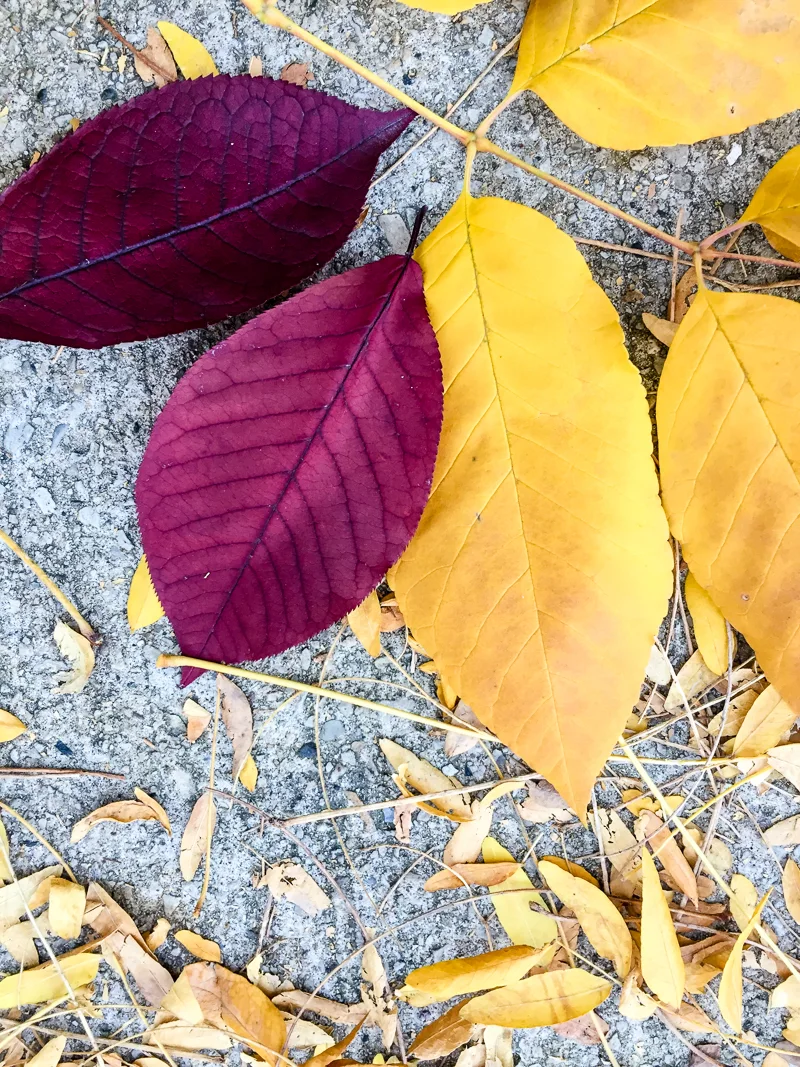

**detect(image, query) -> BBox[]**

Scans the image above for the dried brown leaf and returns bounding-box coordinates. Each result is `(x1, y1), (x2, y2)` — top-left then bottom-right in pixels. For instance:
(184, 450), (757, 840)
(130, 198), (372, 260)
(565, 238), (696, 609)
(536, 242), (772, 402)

(52, 620), (94, 694)
(280, 62), (313, 87)
(259, 862), (330, 916)
(184, 699), (211, 743)
(408, 1000), (477, 1060)
(218, 674), (253, 781)
(181, 794), (216, 881)
(424, 863), (520, 892)
(133, 27), (177, 87)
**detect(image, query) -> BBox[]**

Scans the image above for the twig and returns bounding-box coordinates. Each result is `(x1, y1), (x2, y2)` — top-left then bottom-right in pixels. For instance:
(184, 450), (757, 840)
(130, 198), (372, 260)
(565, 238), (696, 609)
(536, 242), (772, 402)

(193, 682), (221, 917)
(0, 767), (124, 779)
(574, 236), (691, 265)
(95, 16), (177, 84)
(668, 207), (686, 321)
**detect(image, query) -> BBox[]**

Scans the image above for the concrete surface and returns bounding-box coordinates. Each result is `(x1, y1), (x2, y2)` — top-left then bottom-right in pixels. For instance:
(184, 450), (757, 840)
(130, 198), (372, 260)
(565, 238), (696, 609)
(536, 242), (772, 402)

(2, 0), (800, 1064)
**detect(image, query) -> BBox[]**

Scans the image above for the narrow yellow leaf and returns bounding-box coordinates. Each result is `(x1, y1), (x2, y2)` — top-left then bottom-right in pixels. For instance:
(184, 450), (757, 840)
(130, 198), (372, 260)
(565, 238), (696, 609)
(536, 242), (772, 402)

(538, 856), (598, 888)
(539, 859), (631, 977)
(719, 891), (770, 1032)
(180, 794), (216, 881)
(638, 809), (698, 906)
(443, 807), (491, 866)
(71, 799), (165, 843)
(658, 287), (800, 713)
(175, 930), (222, 962)
(405, 945), (544, 1000)
(145, 917), (171, 952)
(390, 192), (671, 814)
(27, 1037), (66, 1067)
(0, 709), (26, 743)
(459, 967), (611, 1028)
(0, 865), (62, 926)
(664, 649), (718, 711)
(0, 819), (12, 883)
(380, 739), (472, 821)
(145, 1021), (232, 1052)
(347, 591), (382, 657)
(729, 873), (759, 933)
(510, 1), (800, 149)
(732, 685), (797, 758)
(239, 754), (258, 793)
(482, 838), (557, 947)
(127, 556), (164, 631)
(134, 788), (172, 835)
(0, 952), (100, 1008)
(424, 862), (519, 892)
(156, 22), (218, 79)
(49, 877), (86, 940)
(784, 859), (800, 925)
(395, 0), (490, 14)
(407, 1000), (476, 1060)
(684, 572), (730, 677)
(639, 849), (684, 1009)
(742, 146), (800, 262)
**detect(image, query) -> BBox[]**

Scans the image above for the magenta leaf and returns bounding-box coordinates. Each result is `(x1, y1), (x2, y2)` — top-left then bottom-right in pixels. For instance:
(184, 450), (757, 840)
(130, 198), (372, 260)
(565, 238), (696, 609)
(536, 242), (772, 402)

(0, 76), (412, 348)
(136, 252), (442, 680)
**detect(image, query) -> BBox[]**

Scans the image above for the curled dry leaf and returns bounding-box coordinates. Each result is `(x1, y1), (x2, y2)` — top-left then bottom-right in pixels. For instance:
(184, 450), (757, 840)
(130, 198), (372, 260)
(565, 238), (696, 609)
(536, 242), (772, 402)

(719, 891), (770, 1032)
(302, 1019), (363, 1067)
(259, 862), (330, 916)
(482, 837), (557, 947)
(380, 739), (472, 821)
(444, 702), (484, 758)
(347, 591), (382, 657)
(0, 951), (99, 1008)
(134, 788), (172, 834)
(361, 940), (396, 1050)
(640, 849), (684, 1009)
(71, 799), (166, 844)
(0, 864), (61, 928)
(181, 794), (216, 881)
(516, 782), (572, 825)
(664, 649), (718, 711)
(618, 971), (657, 1020)
(145, 917), (171, 952)
(552, 1012), (608, 1046)
(84, 881), (149, 951)
(684, 572), (731, 677)
(48, 876), (85, 940)
(175, 930), (222, 962)
(184, 699), (211, 743)
(594, 807), (641, 884)
(218, 675), (253, 781)
(784, 859), (800, 925)
(539, 859), (631, 978)
(407, 1000), (477, 1060)
(133, 27), (177, 87)
(460, 968), (611, 1029)
(732, 684), (797, 758)
(637, 809), (698, 906)
(280, 61), (313, 87)
(0, 921), (38, 966)
(443, 806), (491, 866)
(0, 709), (26, 743)
(657, 1002), (717, 1034)
(272, 990), (367, 1025)
(424, 862), (520, 892)
(52, 620), (94, 694)
(105, 930), (174, 1007)
(155, 22), (218, 79)
(405, 945), (546, 1001)
(765, 815), (800, 848)
(128, 556), (164, 631)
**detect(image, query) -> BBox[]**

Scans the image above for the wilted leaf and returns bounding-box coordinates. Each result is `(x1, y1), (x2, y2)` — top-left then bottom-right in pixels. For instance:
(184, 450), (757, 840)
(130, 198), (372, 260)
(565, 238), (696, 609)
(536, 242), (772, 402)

(766, 816), (800, 847)
(145, 918), (171, 952)
(260, 863), (330, 916)
(26, 1037), (66, 1067)
(742, 146), (800, 262)
(644, 643), (672, 686)
(181, 794), (216, 881)
(218, 675), (253, 781)
(618, 972), (657, 1020)
(658, 1002), (717, 1034)
(516, 782), (572, 825)
(84, 881), (149, 952)
(0, 921), (38, 966)
(128, 556), (164, 631)
(638, 809), (698, 906)
(539, 859), (631, 977)
(133, 27), (177, 87)
(552, 1012), (607, 1046)
(0, 709), (26, 743)
(684, 959), (720, 994)
(445, 702), (484, 758)
(156, 22), (218, 79)
(134, 788), (172, 834)
(52, 620), (94, 694)
(665, 649), (718, 711)
(280, 1014), (334, 1052)
(640, 849), (684, 1009)
(361, 941), (396, 1049)
(105, 930), (174, 1007)
(510, 1), (800, 149)
(784, 859), (800, 925)
(0, 79), (411, 347)
(176, 930), (222, 962)
(408, 1001), (476, 1060)
(380, 740), (471, 821)
(348, 592), (382, 657)
(184, 699), (211, 743)
(594, 808), (641, 882)
(732, 685), (797, 758)
(272, 990), (367, 1025)
(145, 1021), (233, 1052)
(424, 862), (519, 892)
(719, 891), (769, 1032)
(406, 945), (550, 1000)
(729, 873), (759, 932)
(0, 865), (61, 928)
(302, 1020), (364, 1067)
(642, 314), (678, 349)
(482, 838), (557, 947)
(460, 968), (611, 1028)
(443, 807), (491, 866)
(684, 572), (730, 677)
(0, 951), (99, 1007)
(71, 799), (166, 843)
(48, 877), (85, 940)
(280, 62), (314, 87)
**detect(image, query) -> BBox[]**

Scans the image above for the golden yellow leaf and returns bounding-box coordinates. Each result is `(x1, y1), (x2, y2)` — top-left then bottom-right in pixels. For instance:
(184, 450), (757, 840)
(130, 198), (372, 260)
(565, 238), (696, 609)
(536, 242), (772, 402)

(538, 856), (598, 888)
(49, 877), (85, 940)
(732, 685), (797, 758)
(594, 808), (640, 883)
(27, 1037), (66, 1067)
(0, 865), (62, 926)
(145, 918), (171, 952)
(279, 1014), (334, 1052)
(52, 620), (94, 694)
(347, 591), (382, 657)
(134, 788), (172, 834)
(175, 930), (222, 963)
(145, 1021), (232, 1052)
(459, 967), (611, 1028)
(380, 739), (472, 821)
(71, 799), (166, 844)
(719, 891), (770, 1032)
(664, 649), (718, 711)
(424, 862), (519, 892)
(482, 838), (557, 947)
(729, 873), (759, 933)
(509, 0), (800, 149)
(0, 709), (26, 743)
(181, 794), (216, 881)
(658, 287), (800, 713)
(539, 859), (631, 977)
(684, 959), (720, 995)
(618, 972), (657, 1020)
(405, 945), (545, 1000)
(0, 819), (12, 884)
(184, 699), (211, 743)
(684, 572), (731, 677)
(639, 849), (684, 1009)
(742, 146), (800, 262)
(156, 22), (218, 78)
(784, 859), (800, 925)
(407, 1000), (476, 1060)
(127, 556), (164, 631)
(239, 754), (258, 793)
(0, 951), (99, 1008)
(658, 1002), (717, 1034)
(443, 807), (491, 866)
(637, 809), (698, 906)
(390, 192), (670, 814)
(394, 0), (490, 15)
(765, 815), (800, 847)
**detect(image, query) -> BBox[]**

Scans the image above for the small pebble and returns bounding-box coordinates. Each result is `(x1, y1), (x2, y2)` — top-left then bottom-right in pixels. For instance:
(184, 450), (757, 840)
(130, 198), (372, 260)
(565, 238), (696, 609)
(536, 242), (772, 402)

(77, 506), (102, 528)
(298, 741), (317, 759)
(4, 418), (33, 454)
(340, 751), (356, 766)
(478, 24), (494, 46)
(320, 719), (346, 742)
(100, 87), (117, 102)
(442, 763), (458, 776)
(378, 213), (411, 254)
(629, 153), (650, 172)
(727, 143), (743, 166)
(36, 87), (48, 103)
(33, 487), (55, 515)
(55, 740), (73, 756)
(51, 423), (69, 451)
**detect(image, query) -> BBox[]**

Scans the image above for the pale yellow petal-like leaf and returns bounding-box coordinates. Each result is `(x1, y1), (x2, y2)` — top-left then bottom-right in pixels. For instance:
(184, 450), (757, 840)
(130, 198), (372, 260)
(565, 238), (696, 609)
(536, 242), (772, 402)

(279, 1014), (333, 1052)
(658, 1002), (717, 1034)
(443, 807), (491, 866)
(380, 739), (472, 821)
(658, 288), (800, 714)
(459, 968), (611, 1028)
(27, 1037), (66, 1067)
(0, 921), (38, 966)
(684, 572), (731, 677)
(145, 1021), (232, 1052)
(184, 698), (212, 743)
(0, 865), (62, 926)
(664, 649), (718, 712)
(640, 849), (684, 1009)
(390, 192), (670, 814)
(127, 556), (164, 631)
(181, 794), (216, 881)
(594, 808), (640, 882)
(510, 0), (800, 149)
(0, 819), (12, 883)
(0, 709), (26, 743)
(49, 877), (85, 940)
(145, 918), (171, 952)
(538, 856), (598, 888)
(405, 945), (545, 1000)
(482, 837), (557, 947)
(175, 930), (222, 962)
(765, 815), (800, 847)
(618, 972), (657, 1020)
(396, 0), (490, 13)
(784, 859), (800, 925)
(732, 685), (797, 758)
(52, 620), (94, 694)
(156, 22), (218, 78)
(238, 754), (258, 793)
(764, 1055), (792, 1067)
(742, 146), (800, 262)
(347, 591), (382, 657)
(71, 800), (165, 844)
(729, 873), (759, 933)
(719, 891), (770, 1032)
(0, 952), (99, 1008)
(408, 1000), (476, 1060)
(218, 675), (253, 782)
(768, 743), (800, 790)
(259, 862), (330, 916)
(539, 859), (631, 977)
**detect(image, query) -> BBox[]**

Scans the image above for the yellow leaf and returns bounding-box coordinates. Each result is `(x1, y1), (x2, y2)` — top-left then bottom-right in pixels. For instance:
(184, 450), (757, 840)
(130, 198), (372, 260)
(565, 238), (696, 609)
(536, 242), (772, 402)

(0, 709), (26, 743)
(539, 859), (631, 978)
(71, 799), (166, 844)
(394, 0), (490, 14)
(184, 699), (211, 744)
(618, 972), (657, 1020)
(175, 930), (222, 963)
(637, 809), (697, 906)
(658, 287), (800, 713)
(538, 856), (598, 888)
(134, 788), (172, 835)
(238, 754), (258, 793)
(390, 192), (670, 814)
(407, 1000), (476, 1060)
(684, 572), (731, 677)
(664, 649), (718, 711)
(642, 313), (678, 349)
(405, 945), (546, 1000)
(684, 960), (720, 995)
(0, 865), (62, 926)
(49, 877), (86, 940)
(509, 0), (800, 149)
(302, 1019), (364, 1067)
(156, 22), (218, 79)
(27, 1037), (66, 1067)
(443, 807), (491, 866)
(459, 967), (611, 1028)
(784, 859), (800, 925)
(145, 1021), (232, 1052)
(347, 591), (382, 657)
(732, 684), (797, 758)
(424, 862), (519, 892)
(52, 620), (94, 694)
(719, 891), (770, 1032)
(658, 1001), (717, 1034)
(0, 921), (38, 967)
(380, 739), (472, 821)
(768, 743), (800, 790)
(482, 838), (557, 947)
(741, 146), (800, 262)
(145, 918), (171, 952)
(639, 849), (684, 1009)
(0, 819), (12, 883)
(765, 815), (800, 847)
(729, 873), (759, 933)
(127, 556), (164, 631)
(0, 951), (100, 1008)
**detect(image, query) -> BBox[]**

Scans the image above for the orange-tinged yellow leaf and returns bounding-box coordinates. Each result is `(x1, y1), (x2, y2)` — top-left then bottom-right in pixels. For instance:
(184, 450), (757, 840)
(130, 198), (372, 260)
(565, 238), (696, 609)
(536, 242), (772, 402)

(0, 952), (100, 1008)
(719, 891), (770, 1032)
(459, 967), (611, 1028)
(732, 685), (797, 758)
(424, 862), (520, 891)
(407, 1001), (476, 1060)
(380, 739), (472, 821)
(347, 592), (382, 657)
(784, 859), (800, 925)
(0, 709), (26, 743)
(742, 146), (800, 262)
(658, 287), (800, 713)
(639, 849), (684, 1009)
(390, 192), (671, 814)
(238, 754), (258, 793)
(394, 0), (490, 13)
(48, 877), (86, 940)
(175, 930), (222, 962)
(684, 572), (730, 677)
(127, 556), (164, 631)
(510, 1), (800, 149)
(156, 22), (218, 78)
(638, 809), (697, 906)
(404, 946), (545, 1000)
(539, 859), (631, 977)
(71, 799), (166, 843)
(482, 838), (557, 947)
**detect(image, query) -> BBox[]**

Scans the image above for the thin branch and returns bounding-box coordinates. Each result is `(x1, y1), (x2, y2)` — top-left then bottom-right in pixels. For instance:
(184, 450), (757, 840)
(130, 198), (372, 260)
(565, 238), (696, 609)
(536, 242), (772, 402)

(96, 16), (177, 84)
(0, 767), (124, 779)
(193, 682), (221, 917)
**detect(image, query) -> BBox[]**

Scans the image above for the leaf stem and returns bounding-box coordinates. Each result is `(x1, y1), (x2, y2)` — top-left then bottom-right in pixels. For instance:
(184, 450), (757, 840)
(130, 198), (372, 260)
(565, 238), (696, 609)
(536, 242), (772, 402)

(698, 220), (749, 251)
(474, 89), (523, 139)
(193, 684), (220, 918)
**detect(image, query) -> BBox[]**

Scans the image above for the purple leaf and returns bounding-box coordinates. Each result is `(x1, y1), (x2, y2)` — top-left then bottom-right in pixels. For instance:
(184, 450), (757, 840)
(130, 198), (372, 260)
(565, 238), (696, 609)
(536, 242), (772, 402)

(0, 76), (412, 348)
(136, 253), (442, 682)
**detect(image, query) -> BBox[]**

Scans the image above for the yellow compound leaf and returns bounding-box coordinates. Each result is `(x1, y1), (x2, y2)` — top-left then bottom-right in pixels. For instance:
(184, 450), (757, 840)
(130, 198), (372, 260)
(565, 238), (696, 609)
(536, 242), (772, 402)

(509, 0), (800, 149)
(658, 287), (800, 711)
(156, 22), (218, 79)
(482, 837), (558, 947)
(347, 591), (382, 657)
(732, 684), (797, 758)
(0, 709), (26, 743)
(539, 859), (631, 978)
(0, 952), (100, 1008)
(459, 967), (611, 1028)
(405, 945), (544, 1001)
(784, 858), (800, 925)
(742, 146), (800, 262)
(390, 192), (671, 814)
(719, 891), (770, 1032)
(639, 849), (684, 1009)
(175, 930), (222, 962)
(684, 572), (731, 676)
(49, 877), (86, 940)
(128, 556), (164, 631)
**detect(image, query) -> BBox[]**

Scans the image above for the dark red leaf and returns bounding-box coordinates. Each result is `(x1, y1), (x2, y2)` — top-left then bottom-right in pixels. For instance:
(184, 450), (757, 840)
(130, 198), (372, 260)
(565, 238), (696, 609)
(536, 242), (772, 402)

(0, 76), (412, 348)
(136, 253), (442, 681)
